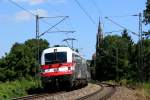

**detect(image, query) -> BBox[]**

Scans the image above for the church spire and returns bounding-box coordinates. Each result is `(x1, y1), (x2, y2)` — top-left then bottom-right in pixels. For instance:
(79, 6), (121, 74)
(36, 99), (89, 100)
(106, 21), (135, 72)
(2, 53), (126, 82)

(98, 19), (103, 38)
(96, 19), (103, 48)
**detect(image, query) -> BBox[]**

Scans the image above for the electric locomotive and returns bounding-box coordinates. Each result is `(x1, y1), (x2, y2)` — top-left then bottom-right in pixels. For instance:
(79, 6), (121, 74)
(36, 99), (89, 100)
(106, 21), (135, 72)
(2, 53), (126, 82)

(40, 46), (89, 89)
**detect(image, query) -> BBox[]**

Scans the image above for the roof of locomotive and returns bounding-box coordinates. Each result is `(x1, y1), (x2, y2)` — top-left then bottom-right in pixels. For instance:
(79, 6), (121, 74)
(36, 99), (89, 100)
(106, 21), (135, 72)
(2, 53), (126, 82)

(42, 45), (85, 59)
(42, 46), (72, 53)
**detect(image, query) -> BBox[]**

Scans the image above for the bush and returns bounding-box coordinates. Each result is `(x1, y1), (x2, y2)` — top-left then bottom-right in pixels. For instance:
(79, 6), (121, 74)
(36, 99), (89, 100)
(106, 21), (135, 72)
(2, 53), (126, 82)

(143, 82), (150, 97)
(0, 78), (40, 100)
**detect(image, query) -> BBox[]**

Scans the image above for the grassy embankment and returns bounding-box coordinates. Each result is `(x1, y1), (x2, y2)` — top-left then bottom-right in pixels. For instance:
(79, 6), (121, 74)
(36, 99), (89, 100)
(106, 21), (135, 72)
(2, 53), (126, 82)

(108, 79), (150, 99)
(0, 78), (40, 100)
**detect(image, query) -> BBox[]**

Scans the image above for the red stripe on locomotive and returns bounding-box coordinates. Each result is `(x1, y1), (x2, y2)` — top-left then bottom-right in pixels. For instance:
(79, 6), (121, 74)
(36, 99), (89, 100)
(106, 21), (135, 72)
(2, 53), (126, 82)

(40, 62), (75, 77)
(41, 71), (73, 77)
(40, 62), (74, 69)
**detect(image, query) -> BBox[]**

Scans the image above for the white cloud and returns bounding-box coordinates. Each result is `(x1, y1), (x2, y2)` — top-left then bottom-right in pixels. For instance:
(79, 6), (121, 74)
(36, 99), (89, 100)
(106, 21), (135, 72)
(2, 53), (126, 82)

(15, 9), (49, 21)
(15, 11), (32, 21)
(13, 0), (66, 5)
(32, 9), (49, 17)
(48, 0), (66, 4)
(13, 0), (47, 5)
(28, 0), (47, 5)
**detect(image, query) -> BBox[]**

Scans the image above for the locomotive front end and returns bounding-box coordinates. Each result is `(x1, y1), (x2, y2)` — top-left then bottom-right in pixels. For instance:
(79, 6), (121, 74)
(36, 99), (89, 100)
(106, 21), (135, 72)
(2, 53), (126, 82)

(40, 47), (75, 89)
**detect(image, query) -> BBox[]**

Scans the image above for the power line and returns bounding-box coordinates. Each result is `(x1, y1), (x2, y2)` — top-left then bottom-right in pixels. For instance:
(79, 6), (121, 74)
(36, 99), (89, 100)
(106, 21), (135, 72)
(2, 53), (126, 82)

(45, 2), (76, 34)
(40, 16), (68, 19)
(74, 0), (96, 25)
(90, 0), (102, 16)
(105, 30), (124, 34)
(46, 1), (62, 14)
(8, 0), (35, 16)
(63, 38), (77, 49)
(41, 19), (61, 31)
(39, 16), (69, 37)
(8, 0), (58, 30)
(105, 17), (139, 36)
(41, 18), (76, 35)
(65, 17), (76, 31)
(104, 14), (139, 18)
(89, 0), (104, 31)
(8, 0), (72, 35)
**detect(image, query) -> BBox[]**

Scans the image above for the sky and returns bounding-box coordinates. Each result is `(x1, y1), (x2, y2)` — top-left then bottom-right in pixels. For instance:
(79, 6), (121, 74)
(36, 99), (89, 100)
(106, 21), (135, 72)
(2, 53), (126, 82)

(0, 0), (148, 59)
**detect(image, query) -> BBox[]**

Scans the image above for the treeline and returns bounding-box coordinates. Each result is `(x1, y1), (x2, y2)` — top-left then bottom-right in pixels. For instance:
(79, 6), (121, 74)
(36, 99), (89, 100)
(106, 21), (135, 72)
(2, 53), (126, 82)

(0, 39), (49, 82)
(92, 30), (150, 82)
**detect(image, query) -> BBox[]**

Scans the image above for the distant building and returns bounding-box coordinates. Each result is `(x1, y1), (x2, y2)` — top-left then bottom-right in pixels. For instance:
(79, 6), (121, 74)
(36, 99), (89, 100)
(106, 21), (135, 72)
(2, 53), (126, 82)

(96, 19), (104, 57)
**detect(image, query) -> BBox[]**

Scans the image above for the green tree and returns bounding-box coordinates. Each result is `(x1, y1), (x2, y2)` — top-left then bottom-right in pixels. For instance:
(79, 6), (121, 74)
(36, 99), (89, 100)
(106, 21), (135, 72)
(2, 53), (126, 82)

(136, 39), (150, 81)
(10, 43), (37, 78)
(96, 35), (120, 81)
(143, 0), (150, 38)
(96, 30), (136, 81)
(0, 39), (49, 82)
(143, 39), (150, 81)
(25, 39), (49, 62)
(143, 0), (150, 24)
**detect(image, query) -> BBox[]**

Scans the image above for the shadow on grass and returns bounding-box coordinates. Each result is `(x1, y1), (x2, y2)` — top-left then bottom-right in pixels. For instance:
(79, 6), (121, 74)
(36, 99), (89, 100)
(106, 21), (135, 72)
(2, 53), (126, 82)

(27, 85), (69, 94)
(27, 87), (56, 94)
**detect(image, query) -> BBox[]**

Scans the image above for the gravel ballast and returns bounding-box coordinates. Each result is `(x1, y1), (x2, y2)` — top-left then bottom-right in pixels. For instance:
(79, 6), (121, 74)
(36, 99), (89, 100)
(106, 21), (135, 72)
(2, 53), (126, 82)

(35, 83), (101, 100)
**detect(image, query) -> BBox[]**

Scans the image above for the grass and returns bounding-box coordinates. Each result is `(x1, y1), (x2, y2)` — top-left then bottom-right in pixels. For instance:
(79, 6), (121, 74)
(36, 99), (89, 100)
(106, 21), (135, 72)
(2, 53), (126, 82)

(143, 82), (150, 99)
(0, 78), (40, 100)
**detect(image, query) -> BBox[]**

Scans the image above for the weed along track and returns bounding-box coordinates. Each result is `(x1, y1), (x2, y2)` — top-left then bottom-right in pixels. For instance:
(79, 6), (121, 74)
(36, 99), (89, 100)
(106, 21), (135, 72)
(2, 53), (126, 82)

(12, 83), (116, 100)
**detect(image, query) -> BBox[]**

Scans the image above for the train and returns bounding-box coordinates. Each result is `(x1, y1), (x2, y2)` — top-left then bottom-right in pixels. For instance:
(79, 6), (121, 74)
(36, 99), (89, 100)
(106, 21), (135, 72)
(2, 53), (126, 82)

(40, 45), (90, 90)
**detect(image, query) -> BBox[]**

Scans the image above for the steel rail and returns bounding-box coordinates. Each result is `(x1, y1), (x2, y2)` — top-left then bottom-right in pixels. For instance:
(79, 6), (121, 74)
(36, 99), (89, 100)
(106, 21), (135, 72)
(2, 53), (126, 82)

(76, 83), (104, 100)
(12, 94), (49, 100)
(77, 82), (116, 100)
(12, 91), (65, 100)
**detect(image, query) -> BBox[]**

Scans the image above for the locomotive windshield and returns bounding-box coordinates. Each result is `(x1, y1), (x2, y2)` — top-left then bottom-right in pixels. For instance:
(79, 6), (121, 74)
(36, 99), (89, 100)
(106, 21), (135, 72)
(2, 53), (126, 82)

(44, 52), (67, 64)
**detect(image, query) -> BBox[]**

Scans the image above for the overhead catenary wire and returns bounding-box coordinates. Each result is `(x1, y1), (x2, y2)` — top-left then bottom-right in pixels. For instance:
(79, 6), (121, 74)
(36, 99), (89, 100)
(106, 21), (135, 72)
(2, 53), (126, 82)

(105, 30), (124, 34)
(45, 1), (76, 32)
(8, 0), (35, 16)
(105, 13), (150, 18)
(41, 19), (61, 31)
(39, 16), (69, 19)
(88, 0), (105, 33)
(90, 0), (102, 16)
(105, 14), (139, 18)
(46, 1), (63, 15)
(74, 0), (96, 25)
(8, 0), (73, 36)
(40, 17), (76, 35)
(105, 17), (139, 37)
(39, 16), (69, 37)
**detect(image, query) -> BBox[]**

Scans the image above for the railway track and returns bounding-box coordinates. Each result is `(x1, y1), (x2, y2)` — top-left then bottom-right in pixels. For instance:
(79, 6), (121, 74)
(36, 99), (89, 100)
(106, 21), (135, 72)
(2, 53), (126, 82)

(12, 91), (66, 100)
(12, 93), (50, 100)
(12, 83), (116, 100)
(77, 83), (116, 100)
